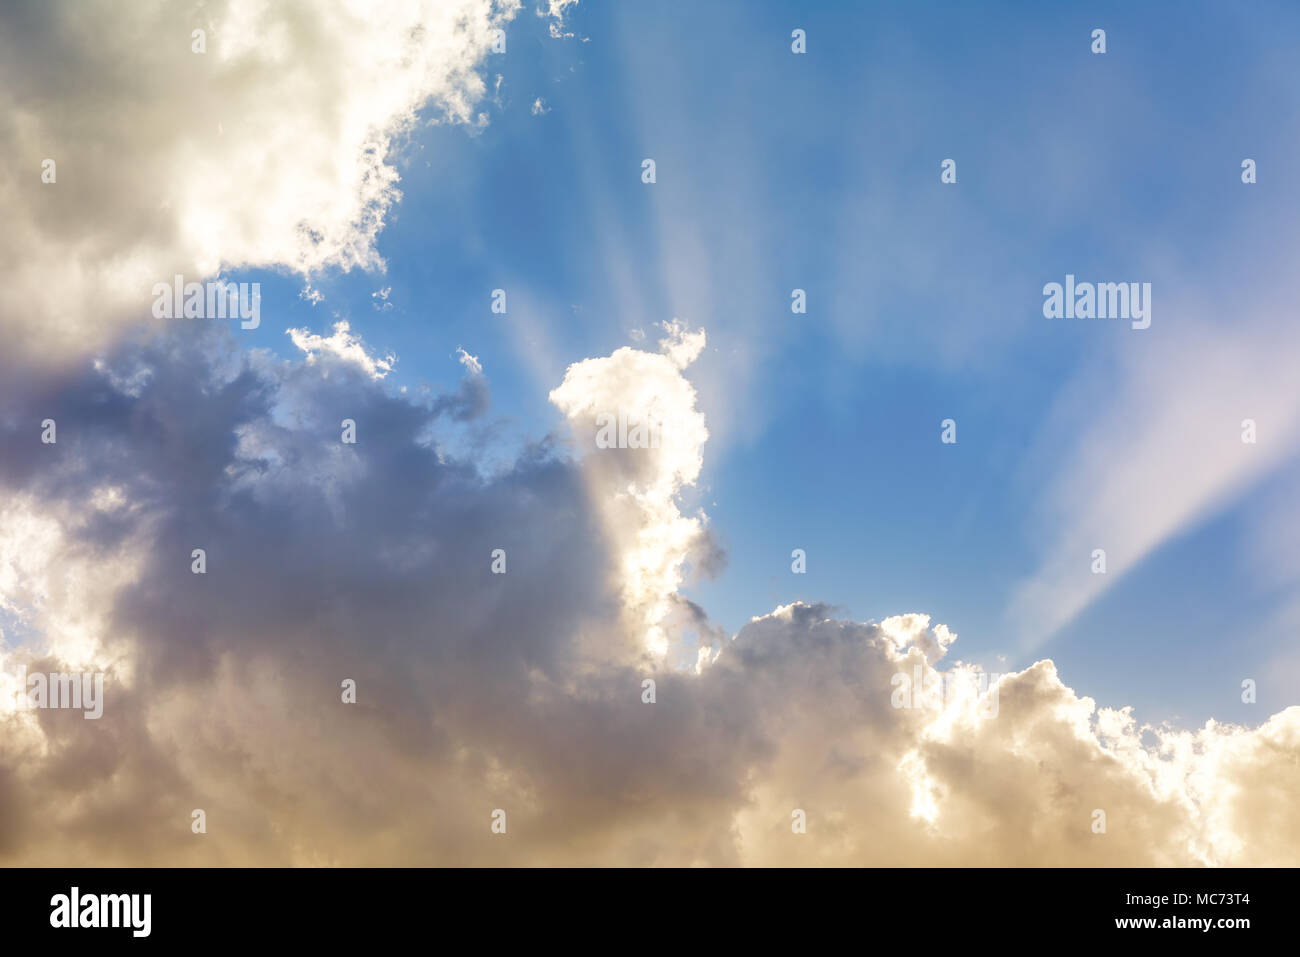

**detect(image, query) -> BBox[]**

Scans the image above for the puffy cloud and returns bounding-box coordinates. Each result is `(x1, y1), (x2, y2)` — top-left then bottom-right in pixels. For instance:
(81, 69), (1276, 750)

(456, 347), (483, 376)
(0, 322), (614, 863)
(549, 319), (712, 661)
(0, 0), (527, 365)
(288, 320), (396, 379)
(0, 323), (1297, 866)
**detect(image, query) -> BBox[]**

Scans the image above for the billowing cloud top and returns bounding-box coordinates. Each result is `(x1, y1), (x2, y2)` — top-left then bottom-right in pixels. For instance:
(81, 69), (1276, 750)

(550, 320), (711, 660)
(1, 319), (1297, 865)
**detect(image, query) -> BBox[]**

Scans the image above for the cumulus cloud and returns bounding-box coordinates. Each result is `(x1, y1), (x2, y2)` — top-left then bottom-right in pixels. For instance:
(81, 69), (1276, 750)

(288, 320), (396, 379)
(0, 0), (527, 364)
(549, 319), (713, 661)
(0, 322), (612, 863)
(0, 321), (1296, 866)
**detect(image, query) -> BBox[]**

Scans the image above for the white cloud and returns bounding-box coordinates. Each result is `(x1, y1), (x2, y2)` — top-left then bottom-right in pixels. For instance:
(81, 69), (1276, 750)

(456, 346), (483, 375)
(288, 320), (395, 379)
(724, 604), (1300, 866)
(539, 0), (580, 38)
(549, 320), (710, 660)
(0, 0), (525, 363)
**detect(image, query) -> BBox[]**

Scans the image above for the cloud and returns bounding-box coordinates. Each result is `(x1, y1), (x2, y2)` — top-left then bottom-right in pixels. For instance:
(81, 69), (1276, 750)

(0, 324), (1296, 865)
(549, 319), (712, 660)
(0, 0), (526, 365)
(0, 0), (1294, 869)
(288, 320), (396, 379)
(538, 0), (580, 39)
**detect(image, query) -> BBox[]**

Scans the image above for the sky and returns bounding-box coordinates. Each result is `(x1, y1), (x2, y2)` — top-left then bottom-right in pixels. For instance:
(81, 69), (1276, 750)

(0, 0), (1298, 866)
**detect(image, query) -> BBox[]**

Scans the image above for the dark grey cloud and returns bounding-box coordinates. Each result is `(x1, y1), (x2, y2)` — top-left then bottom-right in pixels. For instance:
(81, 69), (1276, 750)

(3, 329), (1300, 866)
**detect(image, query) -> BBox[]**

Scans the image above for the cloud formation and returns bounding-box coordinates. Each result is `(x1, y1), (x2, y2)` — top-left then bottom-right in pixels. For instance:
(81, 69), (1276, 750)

(549, 319), (712, 662)
(0, 0), (524, 364)
(1, 322), (1297, 865)
(1, 0), (1295, 869)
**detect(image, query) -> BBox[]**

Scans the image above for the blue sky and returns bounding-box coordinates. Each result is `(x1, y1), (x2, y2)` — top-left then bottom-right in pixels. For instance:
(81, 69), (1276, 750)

(218, 0), (1300, 730)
